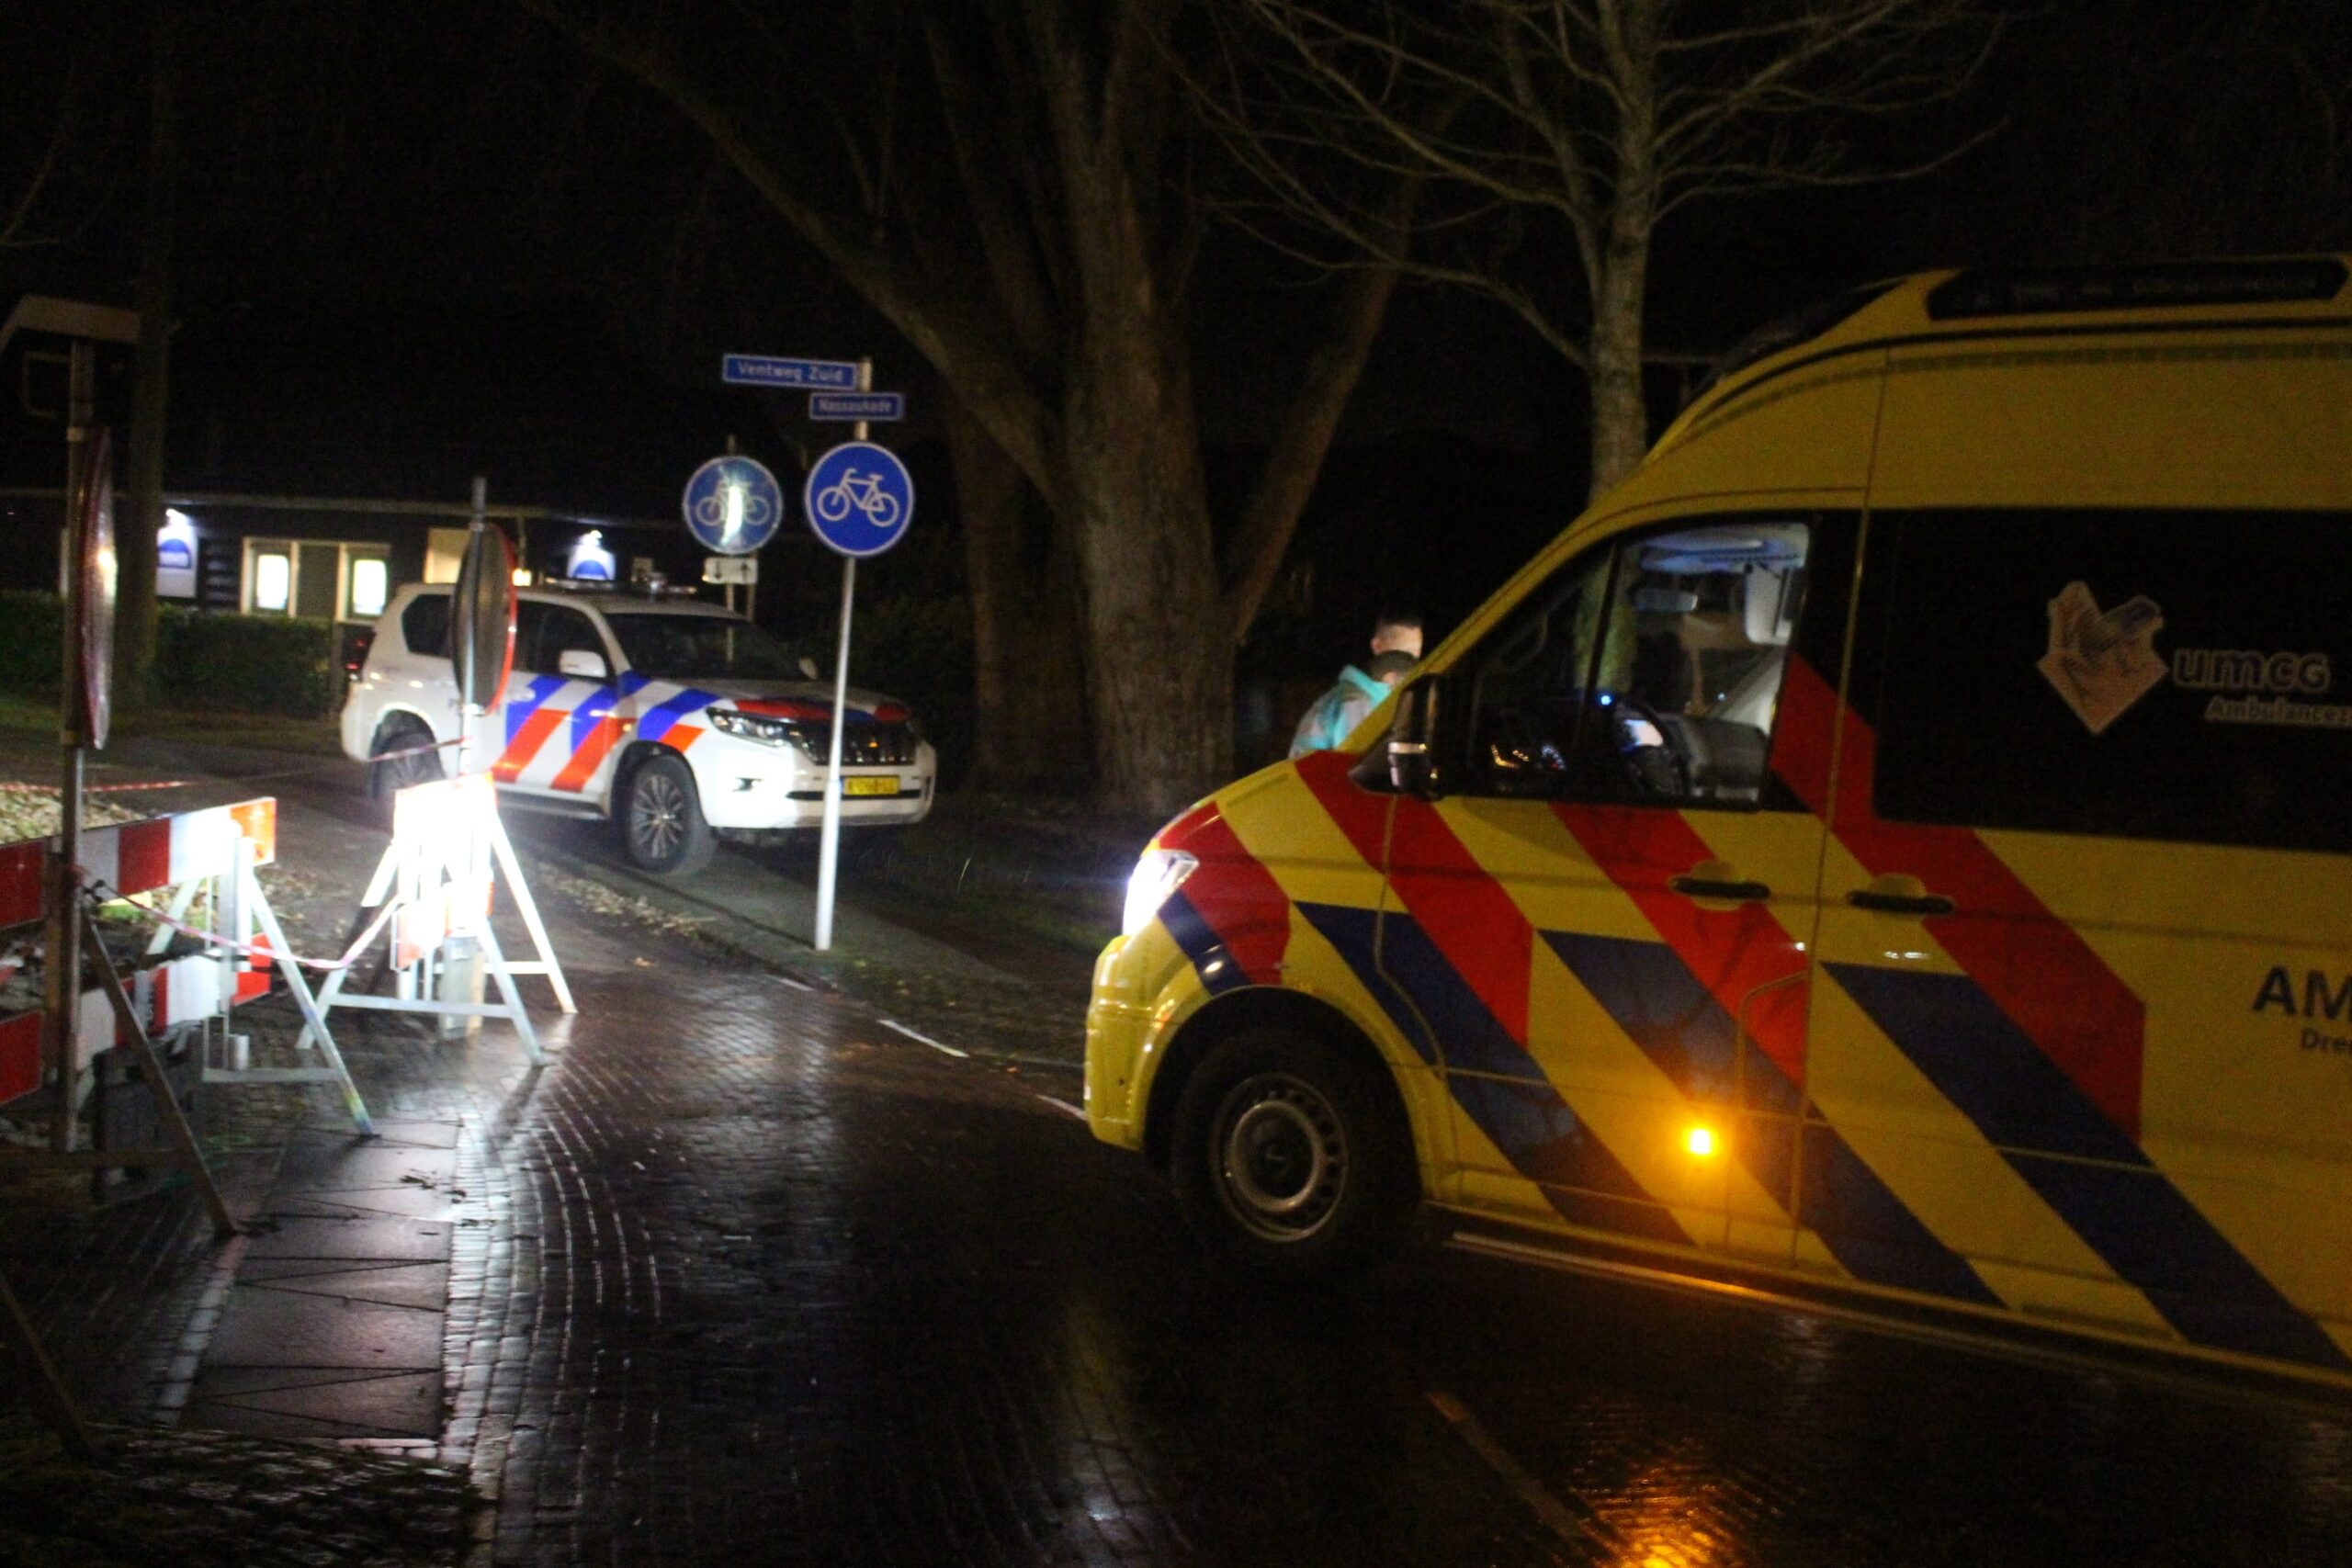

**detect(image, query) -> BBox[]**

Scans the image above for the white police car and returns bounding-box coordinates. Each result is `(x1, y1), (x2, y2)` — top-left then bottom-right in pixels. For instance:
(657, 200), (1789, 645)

(341, 582), (936, 874)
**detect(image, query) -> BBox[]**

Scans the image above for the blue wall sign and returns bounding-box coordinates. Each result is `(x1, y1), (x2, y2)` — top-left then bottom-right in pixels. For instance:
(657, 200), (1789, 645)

(808, 391), (905, 423)
(802, 442), (914, 558)
(682, 455), (785, 556)
(570, 531), (616, 581)
(722, 354), (859, 389)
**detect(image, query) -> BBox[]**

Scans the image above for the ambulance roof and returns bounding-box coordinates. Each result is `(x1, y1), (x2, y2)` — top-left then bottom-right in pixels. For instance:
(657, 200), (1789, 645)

(1674, 255), (2352, 440)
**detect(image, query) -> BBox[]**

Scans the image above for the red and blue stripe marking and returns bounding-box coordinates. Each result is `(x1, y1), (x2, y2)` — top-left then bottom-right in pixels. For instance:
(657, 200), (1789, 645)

(1775, 657), (2347, 1370)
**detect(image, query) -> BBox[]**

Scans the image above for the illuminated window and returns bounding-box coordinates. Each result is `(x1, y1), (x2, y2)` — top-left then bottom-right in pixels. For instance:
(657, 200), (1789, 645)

(253, 552), (291, 612)
(349, 558), (389, 618)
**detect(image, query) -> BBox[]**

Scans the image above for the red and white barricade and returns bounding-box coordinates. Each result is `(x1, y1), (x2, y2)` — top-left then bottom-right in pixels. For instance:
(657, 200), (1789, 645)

(0, 797), (371, 1133)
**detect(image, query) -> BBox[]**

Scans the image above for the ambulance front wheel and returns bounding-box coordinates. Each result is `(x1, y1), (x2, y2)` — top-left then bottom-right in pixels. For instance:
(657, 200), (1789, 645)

(619, 753), (716, 875)
(1171, 1028), (1417, 1281)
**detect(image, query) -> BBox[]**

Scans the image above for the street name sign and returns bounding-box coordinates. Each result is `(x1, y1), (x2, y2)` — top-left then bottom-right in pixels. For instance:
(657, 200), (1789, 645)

(808, 391), (905, 423)
(722, 353), (860, 389)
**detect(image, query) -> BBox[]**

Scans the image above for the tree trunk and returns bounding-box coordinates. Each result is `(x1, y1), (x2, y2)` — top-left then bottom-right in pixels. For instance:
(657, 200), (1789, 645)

(945, 394), (1090, 794)
(119, 0), (180, 715)
(1585, 242), (1649, 502)
(1059, 323), (1232, 818)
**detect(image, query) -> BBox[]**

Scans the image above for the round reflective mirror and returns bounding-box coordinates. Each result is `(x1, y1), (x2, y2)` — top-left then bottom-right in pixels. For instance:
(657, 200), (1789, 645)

(74, 427), (117, 750)
(449, 525), (515, 714)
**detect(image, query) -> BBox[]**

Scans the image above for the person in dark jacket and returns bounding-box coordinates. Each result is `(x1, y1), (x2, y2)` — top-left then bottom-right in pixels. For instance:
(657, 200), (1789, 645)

(1288, 649), (1417, 757)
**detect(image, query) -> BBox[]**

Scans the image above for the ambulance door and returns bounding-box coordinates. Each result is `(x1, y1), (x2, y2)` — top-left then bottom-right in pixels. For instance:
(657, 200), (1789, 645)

(1383, 513), (1850, 1264)
(1813, 503), (2352, 1366)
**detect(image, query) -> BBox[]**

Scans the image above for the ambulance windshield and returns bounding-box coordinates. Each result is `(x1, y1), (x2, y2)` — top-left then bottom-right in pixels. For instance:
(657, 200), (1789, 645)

(605, 613), (810, 682)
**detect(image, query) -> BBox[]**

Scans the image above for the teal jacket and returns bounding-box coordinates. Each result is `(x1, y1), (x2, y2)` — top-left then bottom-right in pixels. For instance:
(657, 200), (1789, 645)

(1287, 665), (1392, 758)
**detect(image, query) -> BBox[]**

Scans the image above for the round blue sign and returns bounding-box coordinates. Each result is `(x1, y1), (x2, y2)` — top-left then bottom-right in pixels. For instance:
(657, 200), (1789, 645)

(803, 441), (914, 558)
(682, 455), (785, 556)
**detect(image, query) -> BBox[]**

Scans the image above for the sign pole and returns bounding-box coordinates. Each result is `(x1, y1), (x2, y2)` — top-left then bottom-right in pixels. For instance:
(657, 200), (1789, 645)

(459, 477), (487, 775)
(812, 356), (873, 952)
(43, 341), (96, 1155)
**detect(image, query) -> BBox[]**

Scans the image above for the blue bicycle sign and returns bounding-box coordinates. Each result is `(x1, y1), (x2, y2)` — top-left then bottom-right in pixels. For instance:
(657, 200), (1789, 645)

(813, 468), (900, 528)
(803, 441), (914, 558)
(682, 455), (785, 556)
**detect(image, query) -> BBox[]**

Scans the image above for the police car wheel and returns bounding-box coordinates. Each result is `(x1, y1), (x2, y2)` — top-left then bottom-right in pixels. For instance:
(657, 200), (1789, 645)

(1171, 1028), (1416, 1280)
(368, 717), (443, 807)
(620, 754), (716, 875)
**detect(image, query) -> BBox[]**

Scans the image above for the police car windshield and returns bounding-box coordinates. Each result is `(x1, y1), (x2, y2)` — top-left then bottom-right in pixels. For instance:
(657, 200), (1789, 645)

(605, 613), (808, 682)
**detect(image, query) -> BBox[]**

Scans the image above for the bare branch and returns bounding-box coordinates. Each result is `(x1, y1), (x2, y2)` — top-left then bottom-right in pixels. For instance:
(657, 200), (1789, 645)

(1220, 249), (1401, 640)
(521, 0), (1067, 503)
(1191, 0), (1995, 493)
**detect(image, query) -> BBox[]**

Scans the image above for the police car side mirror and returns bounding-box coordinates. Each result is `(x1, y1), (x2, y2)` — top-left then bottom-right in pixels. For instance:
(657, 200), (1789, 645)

(558, 649), (609, 682)
(798, 656), (820, 680)
(1351, 676), (1449, 799)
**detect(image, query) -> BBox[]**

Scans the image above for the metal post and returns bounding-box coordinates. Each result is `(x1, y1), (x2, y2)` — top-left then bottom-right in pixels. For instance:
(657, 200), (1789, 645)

(720, 435), (738, 615)
(43, 341), (96, 1154)
(814, 557), (856, 952)
(811, 359), (873, 953)
(460, 476), (486, 775)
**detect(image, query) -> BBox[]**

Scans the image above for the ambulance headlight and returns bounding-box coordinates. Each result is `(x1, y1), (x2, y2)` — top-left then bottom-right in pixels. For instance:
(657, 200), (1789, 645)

(708, 707), (802, 748)
(1121, 849), (1198, 938)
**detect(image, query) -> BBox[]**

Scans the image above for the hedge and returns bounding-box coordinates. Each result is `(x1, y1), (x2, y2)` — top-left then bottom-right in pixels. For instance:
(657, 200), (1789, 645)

(159, 607), (341, 717)
(0, 592), (340, 718)
(0, 592), (62, 696)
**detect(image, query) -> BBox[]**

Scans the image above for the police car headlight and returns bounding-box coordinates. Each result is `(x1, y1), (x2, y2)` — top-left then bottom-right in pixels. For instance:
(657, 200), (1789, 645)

(1121, 849), (1198, 938)
(707, 708), (801, 747)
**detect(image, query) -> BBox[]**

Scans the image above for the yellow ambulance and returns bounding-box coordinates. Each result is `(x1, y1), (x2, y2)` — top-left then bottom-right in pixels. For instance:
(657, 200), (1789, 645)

(1087, 258), (2352, 1389)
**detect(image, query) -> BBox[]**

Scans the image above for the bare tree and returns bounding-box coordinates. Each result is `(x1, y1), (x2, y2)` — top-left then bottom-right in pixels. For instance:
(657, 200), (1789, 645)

(1198, 0), (1995, 499)
(0, 35), (126, 259)
(520, 1), (1404, 815)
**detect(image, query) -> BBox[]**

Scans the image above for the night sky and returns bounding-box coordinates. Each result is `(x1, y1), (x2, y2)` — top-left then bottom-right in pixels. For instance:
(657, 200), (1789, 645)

(4, 0), (2347, 682)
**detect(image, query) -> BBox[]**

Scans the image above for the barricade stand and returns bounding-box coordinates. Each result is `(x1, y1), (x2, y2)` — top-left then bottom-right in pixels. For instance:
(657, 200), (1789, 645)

(300, 773), (570, 1062)
(180, 819), (376, 1136)
(0, 796), (374, 1149)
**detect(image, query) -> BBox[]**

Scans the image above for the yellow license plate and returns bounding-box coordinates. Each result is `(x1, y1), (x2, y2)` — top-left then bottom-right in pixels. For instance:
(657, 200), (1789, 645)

(842, 776), (899, 797)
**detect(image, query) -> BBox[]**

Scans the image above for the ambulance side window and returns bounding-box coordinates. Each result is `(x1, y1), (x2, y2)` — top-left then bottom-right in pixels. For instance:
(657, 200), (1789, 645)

(1463, 553), (1612, 798)
(1461, 519), (1812, 806)
(1862, 507), (2352, 852)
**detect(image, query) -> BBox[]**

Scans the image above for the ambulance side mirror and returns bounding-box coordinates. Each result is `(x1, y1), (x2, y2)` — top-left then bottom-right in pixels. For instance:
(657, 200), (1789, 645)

(1352, 675), (1450, 799)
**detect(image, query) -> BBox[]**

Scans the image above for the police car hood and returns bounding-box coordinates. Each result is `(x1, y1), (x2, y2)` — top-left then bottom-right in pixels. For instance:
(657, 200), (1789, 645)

(692, 679), (911, 724)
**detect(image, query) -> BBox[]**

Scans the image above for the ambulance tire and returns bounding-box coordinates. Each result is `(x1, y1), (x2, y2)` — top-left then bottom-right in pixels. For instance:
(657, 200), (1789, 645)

(368, 716), (444, 813)
(618, 753), (716, 876)
(1171, 1028), (1416, 1282)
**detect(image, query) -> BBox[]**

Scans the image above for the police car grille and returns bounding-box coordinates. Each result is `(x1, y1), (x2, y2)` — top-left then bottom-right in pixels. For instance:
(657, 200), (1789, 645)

(804, 723), (917, 766)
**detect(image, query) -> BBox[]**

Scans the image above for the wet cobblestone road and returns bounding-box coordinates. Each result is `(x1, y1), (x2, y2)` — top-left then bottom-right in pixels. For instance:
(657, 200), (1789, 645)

(322, 899), (2352, 1568)
(11, 750), (2348, 1565)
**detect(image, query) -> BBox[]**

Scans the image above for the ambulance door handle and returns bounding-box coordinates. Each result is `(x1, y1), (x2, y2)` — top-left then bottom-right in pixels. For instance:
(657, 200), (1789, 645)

(1668, 874), (1771, 904)
(1847, 886), (1956, 917)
